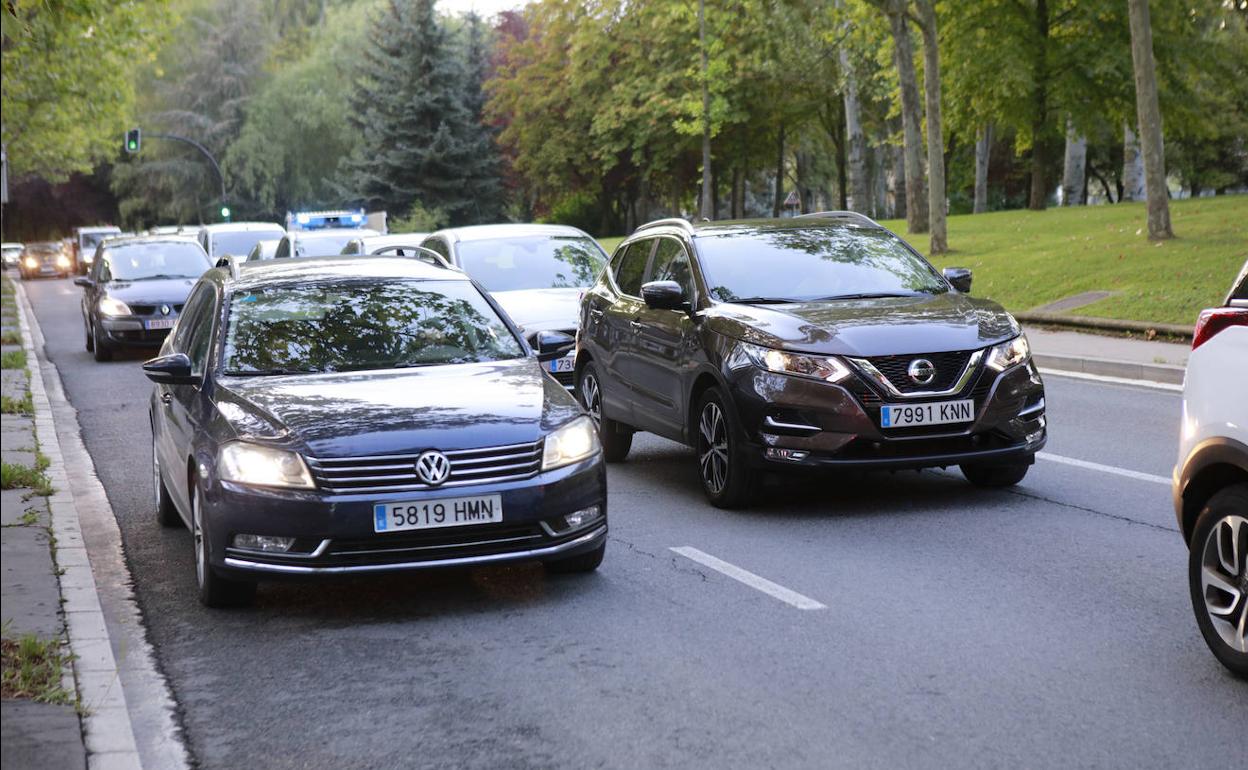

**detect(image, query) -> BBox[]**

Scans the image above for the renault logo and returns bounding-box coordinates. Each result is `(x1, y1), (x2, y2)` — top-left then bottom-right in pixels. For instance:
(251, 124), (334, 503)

(160, 304), (171, 316)
(907, 359), (936, 385)
(415, 450), (451, 486)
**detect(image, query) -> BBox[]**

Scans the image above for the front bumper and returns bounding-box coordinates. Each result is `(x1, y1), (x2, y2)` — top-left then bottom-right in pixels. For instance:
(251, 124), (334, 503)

(728, 358), (1047, 470)
(99, 316), (176, 346)
(204, 454), (607, 578)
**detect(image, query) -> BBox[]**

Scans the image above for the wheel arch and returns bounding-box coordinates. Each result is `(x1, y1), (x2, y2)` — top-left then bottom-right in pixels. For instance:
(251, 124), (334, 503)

(686, 368), (731, 446)
(1179, 437), (1248, 543)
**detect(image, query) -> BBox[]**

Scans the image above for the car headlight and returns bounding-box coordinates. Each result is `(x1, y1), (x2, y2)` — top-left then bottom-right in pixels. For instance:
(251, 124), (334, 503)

(985, 334), (1031, 372)
(56, 255), (71, 268)
(733, 341), (852, 384)
(98, 297), (133, 317)
(542, 416), (600, 471)
(24, 257), (38, 269)
(218, 442), (315, 489)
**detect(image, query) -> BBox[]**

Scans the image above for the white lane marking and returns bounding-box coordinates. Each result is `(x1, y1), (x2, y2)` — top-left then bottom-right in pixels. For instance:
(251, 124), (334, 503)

(670, 546), (827, 610)
(1038, 367), (1182, 393)
(1037, 452), (1171, 486)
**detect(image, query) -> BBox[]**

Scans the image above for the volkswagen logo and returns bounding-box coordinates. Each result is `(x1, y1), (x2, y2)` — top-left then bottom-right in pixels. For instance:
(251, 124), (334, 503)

(415, 450), (451, 486)
(160, 304), (171, 316)
(907, 358), (936, 385)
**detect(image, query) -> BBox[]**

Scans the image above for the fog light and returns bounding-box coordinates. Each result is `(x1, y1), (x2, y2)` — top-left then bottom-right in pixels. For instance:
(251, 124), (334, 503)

(564, 505), (601, 530)
(233, 534), (295, 552)
(765, 448), (809, 462)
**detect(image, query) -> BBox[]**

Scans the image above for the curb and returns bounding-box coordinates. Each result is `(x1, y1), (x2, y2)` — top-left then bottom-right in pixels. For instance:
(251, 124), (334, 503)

(1016, 311), (1192, 341)
(1033, 352), (1185, 386)
(14, 281), (190, 770)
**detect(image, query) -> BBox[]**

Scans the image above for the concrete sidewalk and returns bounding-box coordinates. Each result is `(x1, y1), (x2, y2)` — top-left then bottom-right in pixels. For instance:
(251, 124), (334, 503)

(1023, 324), (1190, 386)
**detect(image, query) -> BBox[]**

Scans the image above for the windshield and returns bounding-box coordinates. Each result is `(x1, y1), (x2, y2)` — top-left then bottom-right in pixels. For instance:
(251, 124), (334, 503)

(294, 233), (360, 257)
(102, 243), (211, 281)
(81, 232), (118, 251)
(455, 235), (606, 292)
(697, 226), (948, 303)
(221, 279), (526, 374)
(212, 229), (285, 257)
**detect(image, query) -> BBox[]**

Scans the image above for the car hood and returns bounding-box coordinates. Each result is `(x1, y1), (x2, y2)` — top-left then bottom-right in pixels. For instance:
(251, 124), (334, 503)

(491, 288), (582, 336)
(705, 292), (1020, 356)
(214, 358), (582, 458)
(103, 278), (198, 304)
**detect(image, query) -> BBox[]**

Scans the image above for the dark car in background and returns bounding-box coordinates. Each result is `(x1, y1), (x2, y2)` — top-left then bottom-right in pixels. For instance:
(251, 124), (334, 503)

(19, 242), (74, 280)
(144, 257), (606, 607)
(75, 237), (212, 361)
(577, 213), (1046, 508)
(420, 224), (609, 389)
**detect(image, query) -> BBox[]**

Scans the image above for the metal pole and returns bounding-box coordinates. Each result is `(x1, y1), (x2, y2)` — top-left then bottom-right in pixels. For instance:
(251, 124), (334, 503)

(143, 133), (228, 219)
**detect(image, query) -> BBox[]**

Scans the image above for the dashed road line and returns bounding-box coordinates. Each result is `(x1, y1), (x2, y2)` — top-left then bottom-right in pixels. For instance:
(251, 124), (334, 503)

(1037, 452), (1171, 486)
(670, 546), (826, 610)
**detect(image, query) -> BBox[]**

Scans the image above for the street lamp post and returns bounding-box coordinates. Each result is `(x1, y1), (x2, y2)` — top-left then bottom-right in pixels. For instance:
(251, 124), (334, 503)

(126, 130), (229, 222)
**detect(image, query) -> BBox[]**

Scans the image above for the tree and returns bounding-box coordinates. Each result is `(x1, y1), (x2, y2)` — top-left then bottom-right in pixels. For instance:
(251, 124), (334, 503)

(913, 0), (946, 252)
(880, 0), (927, 234)
(2, 0), (170, 181)
(1126, 0), (1173, 239)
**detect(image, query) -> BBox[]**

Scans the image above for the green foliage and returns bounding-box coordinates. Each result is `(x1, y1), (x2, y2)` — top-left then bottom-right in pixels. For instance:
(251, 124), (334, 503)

(1, 392), (34, 416)
(1, 0), (171, 181)
(1, 350), (27, 369)
(389, 202), (448, 234)
(541, 192), (602, 236)
(1, 460), (53, 496)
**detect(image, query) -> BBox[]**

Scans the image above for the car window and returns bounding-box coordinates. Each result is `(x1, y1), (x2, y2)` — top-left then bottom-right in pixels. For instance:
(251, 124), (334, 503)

(422, 238), (451, 260)
(454, 235), (607, 292)
(294, 233), (357, 257)
(613, 240), (652, 297)
(211, 229), (285, 258)
(221, 279), (526, 374)
(649, 238), (695, 301)
(274, 239), (290, 259)
(173, 284), (212, 353)
(185, 289), (218, 376)
(97, 257), (114, 283)
(99, 242), (210, 281)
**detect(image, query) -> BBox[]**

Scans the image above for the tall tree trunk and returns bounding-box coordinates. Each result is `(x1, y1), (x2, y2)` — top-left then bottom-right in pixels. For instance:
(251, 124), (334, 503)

(1121, 122), (1146, 201)
(973, 123), (993, 213)
(885, 0), (927, 233)
(1061, 118), (1087, 205)
(839, 45), (869, 213)
(915, 0), (946, 253)
(871, 144), (888, 218)
(1127, 0), (1173, 239)
(1028, 0), (1050, 210)
(698, 0), (713, 220)
(891, 131), (907, 220)
(773, 124), (786, 218)
(834, 114), (849, 210)
(731, 166), (743, 218)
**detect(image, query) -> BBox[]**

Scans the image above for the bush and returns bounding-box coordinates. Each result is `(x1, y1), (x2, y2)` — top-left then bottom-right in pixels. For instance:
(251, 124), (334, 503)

(541, 192), (601, 235)
(389, 202), (448, 234)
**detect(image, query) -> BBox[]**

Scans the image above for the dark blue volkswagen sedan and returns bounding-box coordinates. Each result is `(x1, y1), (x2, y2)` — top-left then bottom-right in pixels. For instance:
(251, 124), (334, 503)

(144, 256), (606, 606)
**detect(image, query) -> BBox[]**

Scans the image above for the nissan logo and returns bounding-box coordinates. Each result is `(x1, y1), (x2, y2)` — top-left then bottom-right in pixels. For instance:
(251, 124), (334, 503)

(907, 359), (936, 385)
(415, 450), (451, 486)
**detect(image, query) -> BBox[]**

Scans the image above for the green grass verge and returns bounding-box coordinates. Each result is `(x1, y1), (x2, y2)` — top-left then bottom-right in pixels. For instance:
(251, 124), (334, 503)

(1, 455), (53, 496)
(597, 196), (1247, 325)
(0, 634), (75, 705)
(1, 330), (19, 345)
(1, 349), (26, 369)
(1, 391), (34, 415)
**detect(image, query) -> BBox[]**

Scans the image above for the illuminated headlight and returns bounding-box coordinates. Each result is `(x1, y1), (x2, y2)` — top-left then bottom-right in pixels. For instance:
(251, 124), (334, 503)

(218, 442), (315, 489)
(735, 341), (852, 384)
(98, 297), (133, 317)
(985, 334), (1031, 372)
(24, 257), (38, 269)
(542, 416), (600, 471)
(56, 255), (71, 268)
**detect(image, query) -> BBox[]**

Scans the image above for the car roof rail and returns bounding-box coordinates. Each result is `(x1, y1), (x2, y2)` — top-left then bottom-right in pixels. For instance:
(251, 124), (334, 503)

(369, 244), (461, 271)
(793, 210), (881, 227)
(634, 218), (695, 234)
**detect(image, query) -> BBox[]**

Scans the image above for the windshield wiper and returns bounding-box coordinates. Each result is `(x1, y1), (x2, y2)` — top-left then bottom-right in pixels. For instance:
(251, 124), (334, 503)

(130, 274), (198, 281)
(731, 297), (801, 305)
(811, 292), (922, 301)
(222, 368), (322, 376)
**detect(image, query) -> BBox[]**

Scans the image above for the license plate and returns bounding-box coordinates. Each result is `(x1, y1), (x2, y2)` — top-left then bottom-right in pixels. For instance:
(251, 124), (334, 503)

(145, 318), (176, 330)
(373, 494), (502, 533)
(880, 399), (974, 428)
(548, 355), (575, 374)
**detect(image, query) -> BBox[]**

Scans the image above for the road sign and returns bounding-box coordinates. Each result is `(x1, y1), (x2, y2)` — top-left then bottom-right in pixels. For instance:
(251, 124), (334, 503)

(784, 190), (800, 208)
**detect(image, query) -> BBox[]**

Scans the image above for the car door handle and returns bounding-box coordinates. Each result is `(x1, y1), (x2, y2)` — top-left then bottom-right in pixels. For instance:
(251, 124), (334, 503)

(160, 392), (172, 406)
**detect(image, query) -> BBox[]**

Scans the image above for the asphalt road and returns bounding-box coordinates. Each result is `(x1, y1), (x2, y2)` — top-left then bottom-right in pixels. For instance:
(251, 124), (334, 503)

(22, 275), (1247, 769)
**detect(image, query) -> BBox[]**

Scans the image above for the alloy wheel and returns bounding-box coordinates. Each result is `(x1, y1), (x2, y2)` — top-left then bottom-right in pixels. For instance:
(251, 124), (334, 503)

(698, 401), (729, 495)
(1199, 513), (1247, 653)
(193, 490), (206, 589)
(581, 372), (602, 426)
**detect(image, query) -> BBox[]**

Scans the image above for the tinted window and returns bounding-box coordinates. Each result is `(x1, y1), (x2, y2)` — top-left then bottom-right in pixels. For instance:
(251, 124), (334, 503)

(211, 229), (285, 257)
(185, 292), (218, 375)
(422, 238), (451, 259)
(649, 238), (695, 300)
(614, 240), (652, 296)
(455, 235), (607, 292)
(697, 226), (947, 303)
(101, 242), (210, 281)
(173, 284), (213, 352)
(221, 279), (525, 374)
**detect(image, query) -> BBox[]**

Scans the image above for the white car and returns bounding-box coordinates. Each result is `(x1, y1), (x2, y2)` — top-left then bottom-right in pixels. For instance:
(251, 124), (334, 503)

(2, 242), (24, 269)
(197, 222), (286, 260)
(274, 228), (379, 259)
(1173, 258), (1248, 677)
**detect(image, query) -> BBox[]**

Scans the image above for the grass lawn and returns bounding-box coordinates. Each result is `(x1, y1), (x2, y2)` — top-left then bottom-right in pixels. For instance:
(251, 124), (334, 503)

(597, 195), (1247, 325)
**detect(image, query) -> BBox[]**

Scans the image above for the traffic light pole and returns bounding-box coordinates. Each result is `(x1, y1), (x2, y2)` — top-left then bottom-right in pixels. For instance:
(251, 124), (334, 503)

(141, 132), (229, 221)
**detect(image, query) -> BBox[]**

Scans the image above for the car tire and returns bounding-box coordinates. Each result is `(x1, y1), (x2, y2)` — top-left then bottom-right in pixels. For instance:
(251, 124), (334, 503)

(91, 321), (113, 362)
(152, 436), (180, 528)
(545, 542), (606, 574)
(694, 387), (755, 509)
(191, 486), (256, 608)
(960, 460), (1030, 488)
(579, 361), (632, 463)
(1188, 484), (1248, 678)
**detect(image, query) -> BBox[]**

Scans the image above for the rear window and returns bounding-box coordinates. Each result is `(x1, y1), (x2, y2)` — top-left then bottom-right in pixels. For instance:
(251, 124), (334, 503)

(455, 235), (607, 292)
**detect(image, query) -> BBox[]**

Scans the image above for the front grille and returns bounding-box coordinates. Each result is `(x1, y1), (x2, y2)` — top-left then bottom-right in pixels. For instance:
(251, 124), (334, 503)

(129, 303), (184, 316)
(307, 440), (543, 494)
(865, 350), (974, 394)
(551, 369), (575, 387)
(847, 358), (1001, 439)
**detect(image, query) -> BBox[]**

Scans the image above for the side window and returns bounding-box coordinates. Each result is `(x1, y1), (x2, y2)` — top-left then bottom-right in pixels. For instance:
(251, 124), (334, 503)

(613, 240), (653, 297)
(422, 238), (451, 260)
(650, 238), (695, 301)
(97, 255), (113, 283)
(173, 285), (212, 353)
(275, 239), (289, 259)
(186, 304), (216, 375)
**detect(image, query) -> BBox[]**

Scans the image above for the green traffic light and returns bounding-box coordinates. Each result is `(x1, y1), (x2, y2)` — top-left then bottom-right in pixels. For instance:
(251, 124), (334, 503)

(220, 206), (231, 219)
(127, 141), (137, 151)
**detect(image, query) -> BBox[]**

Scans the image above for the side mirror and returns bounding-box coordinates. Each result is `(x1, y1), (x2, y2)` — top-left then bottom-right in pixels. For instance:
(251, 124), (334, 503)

(142, 353), (198, 385)
(641, 280), (689, 311)
(73, 276), (92, 288)
(534, 330), (576, 363)
(943, 267), (973, 294)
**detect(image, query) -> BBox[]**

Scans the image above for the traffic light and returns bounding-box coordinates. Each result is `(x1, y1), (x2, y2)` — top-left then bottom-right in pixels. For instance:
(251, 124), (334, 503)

(220, 206), (231, 221)
(125, 128), (141, 154)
